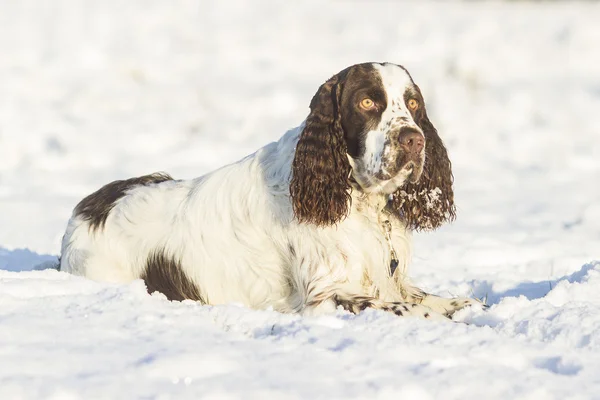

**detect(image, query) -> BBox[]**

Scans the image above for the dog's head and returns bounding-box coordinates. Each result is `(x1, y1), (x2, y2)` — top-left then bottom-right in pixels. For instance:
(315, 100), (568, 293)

(290, 62), (455, 230)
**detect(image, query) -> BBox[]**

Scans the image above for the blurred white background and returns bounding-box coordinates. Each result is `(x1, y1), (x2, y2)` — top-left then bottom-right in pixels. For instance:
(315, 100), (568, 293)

(0, 0), (599, 278)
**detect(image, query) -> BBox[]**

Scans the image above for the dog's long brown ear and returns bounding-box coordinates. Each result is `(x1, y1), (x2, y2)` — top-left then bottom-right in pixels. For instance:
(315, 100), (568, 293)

(290, 73), (351, 226)
(390, 90), (456, 231)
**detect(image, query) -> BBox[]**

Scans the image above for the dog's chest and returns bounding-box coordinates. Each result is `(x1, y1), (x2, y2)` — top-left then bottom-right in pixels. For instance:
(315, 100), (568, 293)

(333, 200), (400, 289)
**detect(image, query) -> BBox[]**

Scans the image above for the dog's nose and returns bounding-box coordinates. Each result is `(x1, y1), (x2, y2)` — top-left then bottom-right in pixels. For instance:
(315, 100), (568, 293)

(399, 130), (425, 154)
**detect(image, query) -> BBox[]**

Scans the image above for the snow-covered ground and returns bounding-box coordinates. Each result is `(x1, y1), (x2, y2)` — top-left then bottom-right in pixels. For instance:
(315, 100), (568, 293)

(1, 0), (599, 398)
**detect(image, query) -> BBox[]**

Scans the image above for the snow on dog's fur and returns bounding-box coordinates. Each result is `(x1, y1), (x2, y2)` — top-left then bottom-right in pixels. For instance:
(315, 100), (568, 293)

(60, 62), (478, 319)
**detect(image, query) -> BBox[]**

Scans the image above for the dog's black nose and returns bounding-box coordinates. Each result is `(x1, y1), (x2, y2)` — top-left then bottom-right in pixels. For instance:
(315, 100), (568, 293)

(399, 130), (424, 154)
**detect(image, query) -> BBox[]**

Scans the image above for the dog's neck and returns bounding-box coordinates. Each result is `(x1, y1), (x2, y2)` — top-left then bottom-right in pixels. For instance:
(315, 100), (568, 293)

(350, 187), (390, 218)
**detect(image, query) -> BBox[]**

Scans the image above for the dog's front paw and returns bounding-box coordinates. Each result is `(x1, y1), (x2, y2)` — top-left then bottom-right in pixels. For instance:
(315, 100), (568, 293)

(444, 297), (488, 318)
(420, 295), (487, 318)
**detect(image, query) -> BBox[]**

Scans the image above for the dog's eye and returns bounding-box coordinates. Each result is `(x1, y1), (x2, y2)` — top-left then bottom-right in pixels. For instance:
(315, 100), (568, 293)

(407, 99), (419, 111)
(359, 98), (375, 110)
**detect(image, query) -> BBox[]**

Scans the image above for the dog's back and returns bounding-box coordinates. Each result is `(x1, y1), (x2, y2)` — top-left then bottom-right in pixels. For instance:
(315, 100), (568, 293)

(59, 138), (297, 309)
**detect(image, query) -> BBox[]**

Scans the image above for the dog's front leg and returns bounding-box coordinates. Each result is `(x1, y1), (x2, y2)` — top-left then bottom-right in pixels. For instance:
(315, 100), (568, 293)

(296, 281), (445, 319)
(402, 286), (484, 318)
(289, 258), (447, 320)
(290, 269), (447, 319)
(330, 292), (448, 320)
(299, 285), (447, 320)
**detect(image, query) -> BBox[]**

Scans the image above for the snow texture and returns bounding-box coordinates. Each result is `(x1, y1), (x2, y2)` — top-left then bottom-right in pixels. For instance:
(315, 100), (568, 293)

(1, 0), (599, 398)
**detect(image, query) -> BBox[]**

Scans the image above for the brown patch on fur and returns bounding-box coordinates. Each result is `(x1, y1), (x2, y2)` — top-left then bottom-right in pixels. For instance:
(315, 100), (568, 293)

(390, 86), (456, 231)
(142, 250), (204, 302)
(333, 294), (374, 314)
(75, 172), (173, 231)
(290, 70), (352, 226)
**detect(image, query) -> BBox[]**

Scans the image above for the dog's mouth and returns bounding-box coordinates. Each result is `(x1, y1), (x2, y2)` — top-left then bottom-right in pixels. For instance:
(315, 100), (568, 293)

(402, 160), (423, 184)
(348, 150), (425, 194)
(350, 160), (423, 195)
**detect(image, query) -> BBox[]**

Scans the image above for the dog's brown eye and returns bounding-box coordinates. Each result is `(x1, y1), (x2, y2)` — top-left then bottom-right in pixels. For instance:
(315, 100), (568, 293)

(360, 98), (375, 110)
(407, 99), (419, 111)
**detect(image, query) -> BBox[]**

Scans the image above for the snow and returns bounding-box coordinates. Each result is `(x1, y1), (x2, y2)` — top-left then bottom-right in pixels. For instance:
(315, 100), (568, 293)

(1, 0), (599, 398)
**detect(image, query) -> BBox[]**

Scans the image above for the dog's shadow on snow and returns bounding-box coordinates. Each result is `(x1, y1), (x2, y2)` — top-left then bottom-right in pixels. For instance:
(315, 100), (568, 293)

(473, 261), (599, 306)
(0, 247), (58, 272)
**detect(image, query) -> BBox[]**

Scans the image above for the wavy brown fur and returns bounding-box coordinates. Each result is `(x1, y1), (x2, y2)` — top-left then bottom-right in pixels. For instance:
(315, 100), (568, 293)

(390, 89), (456, 231)
(290, 72), (352, 226)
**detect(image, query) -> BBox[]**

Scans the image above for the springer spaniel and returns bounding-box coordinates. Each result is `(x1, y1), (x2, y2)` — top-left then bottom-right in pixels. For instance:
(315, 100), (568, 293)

(60, 62), (479, 319)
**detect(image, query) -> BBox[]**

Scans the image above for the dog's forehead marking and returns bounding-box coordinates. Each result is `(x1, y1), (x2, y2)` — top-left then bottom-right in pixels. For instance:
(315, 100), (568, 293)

(372, 63), (419, 131)
(372, 63), (414, 103)
(372, 64), (419, 128)
(357, 63), (421, 178)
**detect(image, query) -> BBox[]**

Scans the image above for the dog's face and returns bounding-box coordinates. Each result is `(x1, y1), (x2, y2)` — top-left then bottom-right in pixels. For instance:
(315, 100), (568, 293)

(291, 62), (455, 230)
(339, 63), (426, 194)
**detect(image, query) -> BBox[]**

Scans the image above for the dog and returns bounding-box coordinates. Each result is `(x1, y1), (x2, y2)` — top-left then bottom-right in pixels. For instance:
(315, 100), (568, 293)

(60, 62), (479, 319)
